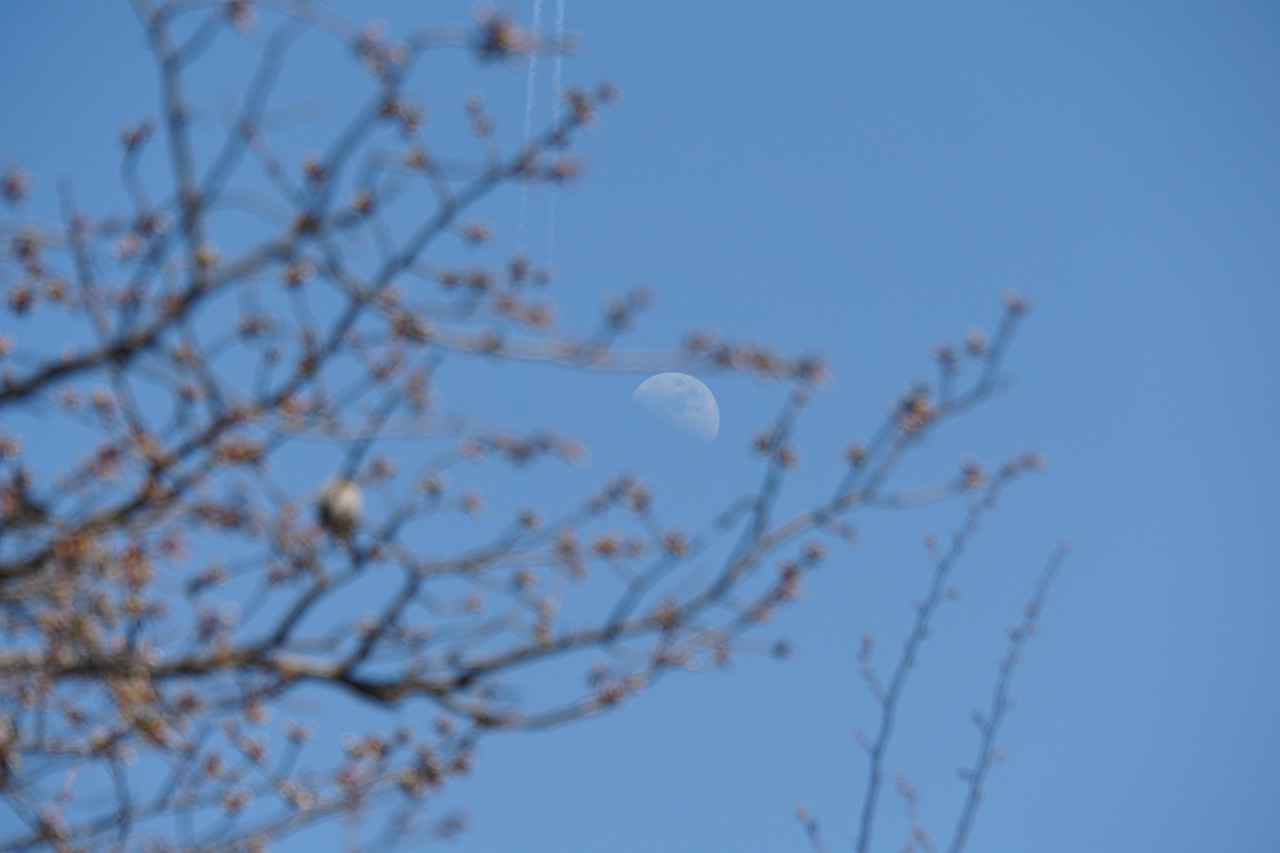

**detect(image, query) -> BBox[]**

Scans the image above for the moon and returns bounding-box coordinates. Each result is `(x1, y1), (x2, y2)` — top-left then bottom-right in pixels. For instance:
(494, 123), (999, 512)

(633, 373), (719, 441)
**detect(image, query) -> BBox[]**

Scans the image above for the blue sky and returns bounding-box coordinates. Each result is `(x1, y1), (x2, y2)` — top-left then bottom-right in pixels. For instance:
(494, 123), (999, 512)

(2, 1), (1278, 851)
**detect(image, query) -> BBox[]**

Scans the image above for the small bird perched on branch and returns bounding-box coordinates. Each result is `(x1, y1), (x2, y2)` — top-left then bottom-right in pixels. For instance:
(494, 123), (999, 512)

(317, 477), (362, 542)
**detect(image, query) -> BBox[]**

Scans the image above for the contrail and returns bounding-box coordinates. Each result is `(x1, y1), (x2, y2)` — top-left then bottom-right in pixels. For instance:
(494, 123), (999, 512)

(547, 0), (566, 263)
(516, 0), (545, 252)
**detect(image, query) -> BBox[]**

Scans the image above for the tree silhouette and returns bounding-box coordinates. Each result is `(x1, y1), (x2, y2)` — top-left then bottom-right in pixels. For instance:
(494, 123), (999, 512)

(0, 3), (1063, 851)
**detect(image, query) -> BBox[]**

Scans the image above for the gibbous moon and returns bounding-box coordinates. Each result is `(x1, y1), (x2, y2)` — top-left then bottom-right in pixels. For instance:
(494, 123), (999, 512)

(633, 372), (719, 441)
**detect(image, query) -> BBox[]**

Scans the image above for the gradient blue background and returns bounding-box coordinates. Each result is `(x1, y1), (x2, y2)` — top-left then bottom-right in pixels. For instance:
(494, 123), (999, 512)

(2, 2), (1277, 850)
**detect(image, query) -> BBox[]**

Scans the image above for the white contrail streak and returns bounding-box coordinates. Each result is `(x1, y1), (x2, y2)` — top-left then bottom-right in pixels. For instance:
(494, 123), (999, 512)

(547, 0), (566, 262)
(516, 0), (545, 251)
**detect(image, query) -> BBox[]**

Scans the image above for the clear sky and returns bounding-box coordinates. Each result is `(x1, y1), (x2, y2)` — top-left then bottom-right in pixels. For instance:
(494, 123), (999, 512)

(2, 2), (1278, 851)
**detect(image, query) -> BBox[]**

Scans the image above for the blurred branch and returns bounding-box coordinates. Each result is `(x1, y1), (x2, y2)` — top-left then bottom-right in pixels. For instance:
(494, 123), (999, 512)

(949, 543), (1070, 853)
(0, 3), (1053, 850)
(854, 465), (1026, 853)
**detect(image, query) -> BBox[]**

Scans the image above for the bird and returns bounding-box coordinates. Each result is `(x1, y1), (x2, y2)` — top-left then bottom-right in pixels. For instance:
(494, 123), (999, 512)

(317, 477), (362, 542)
